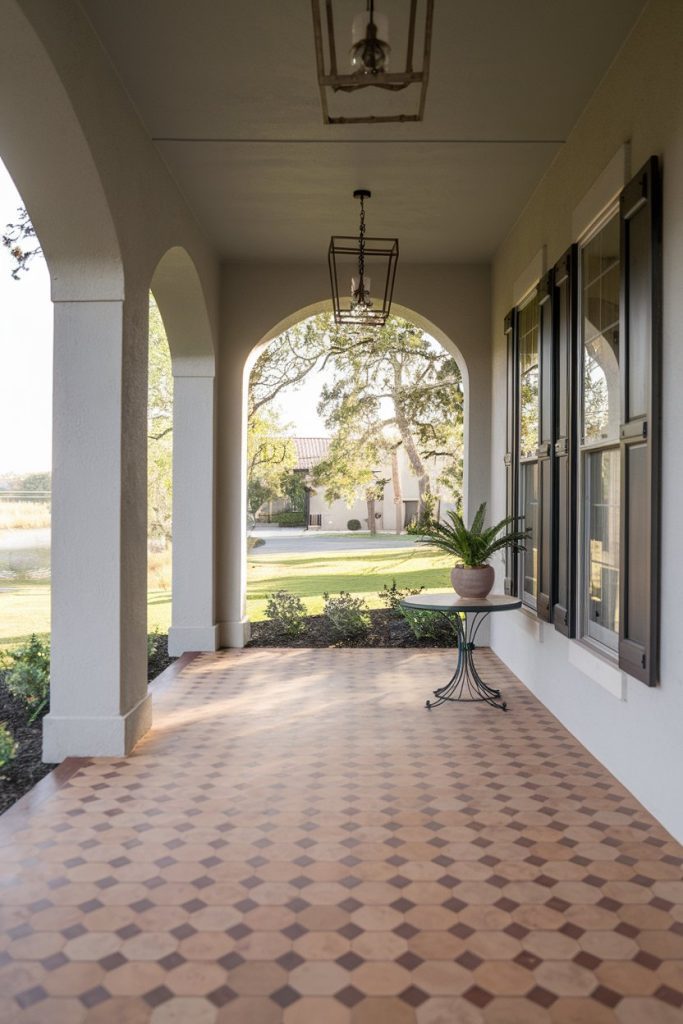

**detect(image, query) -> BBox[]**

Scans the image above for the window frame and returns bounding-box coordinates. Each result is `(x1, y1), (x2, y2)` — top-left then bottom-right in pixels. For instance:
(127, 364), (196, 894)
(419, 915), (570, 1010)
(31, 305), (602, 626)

(503, 156), (660, 686)
(516, 288), (541, 611)
(577, 203), (621, 659)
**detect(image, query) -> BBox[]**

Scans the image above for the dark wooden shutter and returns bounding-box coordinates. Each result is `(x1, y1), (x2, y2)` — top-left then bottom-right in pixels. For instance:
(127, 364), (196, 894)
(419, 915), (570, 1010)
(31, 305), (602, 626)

(504, 309), (518, 596)
(536, 272), (554, 622)
(618, 156), (662, 686)
(552, 246), (578, 636)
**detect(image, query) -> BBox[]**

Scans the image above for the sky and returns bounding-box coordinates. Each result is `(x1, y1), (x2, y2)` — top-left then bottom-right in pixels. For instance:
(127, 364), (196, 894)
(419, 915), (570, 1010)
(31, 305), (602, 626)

(276, 364), (330, 437)
(0, 158), (53, 475)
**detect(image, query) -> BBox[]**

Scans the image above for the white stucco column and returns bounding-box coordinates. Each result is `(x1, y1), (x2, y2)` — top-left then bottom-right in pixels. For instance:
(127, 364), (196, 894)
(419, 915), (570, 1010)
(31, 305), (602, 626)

(43, 298), (151, 760)
(216, 343), (251, 648)
(168, 373), (219, 654)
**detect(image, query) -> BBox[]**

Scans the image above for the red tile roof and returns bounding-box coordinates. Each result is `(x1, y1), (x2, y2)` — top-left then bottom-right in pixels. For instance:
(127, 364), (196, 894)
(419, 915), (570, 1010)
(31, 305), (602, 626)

(291, 437), (330, 470)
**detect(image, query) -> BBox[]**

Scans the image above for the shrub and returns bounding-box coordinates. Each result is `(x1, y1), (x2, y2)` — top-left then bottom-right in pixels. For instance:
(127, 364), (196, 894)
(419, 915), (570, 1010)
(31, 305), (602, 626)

(1, 634), (50, 722)
(265, 590), (307, 637)
(405, 494), (438, 536)
(347, 519), (361, 531)
(400, 606), (460, 642)
(274, 511), (306, 527)
(0, 724), (16, 769)
(378, 578), (424, 614)
(323, 591), (370, 640)
(147, 627), (163, 661)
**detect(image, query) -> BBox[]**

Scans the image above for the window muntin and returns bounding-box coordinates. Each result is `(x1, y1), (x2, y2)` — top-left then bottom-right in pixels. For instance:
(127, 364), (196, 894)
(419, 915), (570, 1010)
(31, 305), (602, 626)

(583, 448), (620, 649)
(581, 214), (620, 445)
(517, 292), (539, 607)
(521, 461), (539, 602)
(518, 296), (539, 459)
(579, 210), (620, 654)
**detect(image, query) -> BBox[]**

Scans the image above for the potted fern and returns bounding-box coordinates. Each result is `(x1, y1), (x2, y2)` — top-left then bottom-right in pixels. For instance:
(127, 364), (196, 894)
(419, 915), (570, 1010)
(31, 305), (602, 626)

(417, 502), (528, 599)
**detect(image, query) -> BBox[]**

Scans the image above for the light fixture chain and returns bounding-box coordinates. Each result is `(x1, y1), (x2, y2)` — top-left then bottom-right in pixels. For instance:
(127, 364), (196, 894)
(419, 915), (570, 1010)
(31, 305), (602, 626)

(358, 192), (366, 289)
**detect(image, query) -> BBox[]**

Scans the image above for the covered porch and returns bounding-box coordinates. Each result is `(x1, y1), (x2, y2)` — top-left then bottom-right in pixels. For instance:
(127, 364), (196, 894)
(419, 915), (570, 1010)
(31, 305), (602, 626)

(2, 0), (683, 1020)
(3, 648), (683, 1023)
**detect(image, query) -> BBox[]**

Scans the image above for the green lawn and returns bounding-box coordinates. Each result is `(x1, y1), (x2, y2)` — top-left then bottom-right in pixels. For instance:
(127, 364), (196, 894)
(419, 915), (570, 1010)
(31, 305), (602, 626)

(0, 543), (451, 644)
(247, 543), (452, 620)
(0, 582), (171, 647)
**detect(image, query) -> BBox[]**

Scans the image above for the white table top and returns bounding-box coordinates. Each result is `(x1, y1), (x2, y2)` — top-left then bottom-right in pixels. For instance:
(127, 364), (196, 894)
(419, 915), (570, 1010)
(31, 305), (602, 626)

(400, 593), (522, 613)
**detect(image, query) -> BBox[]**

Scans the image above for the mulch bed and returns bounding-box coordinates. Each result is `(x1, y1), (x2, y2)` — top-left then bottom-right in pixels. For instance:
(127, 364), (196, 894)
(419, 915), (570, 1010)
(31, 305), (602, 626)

(247, 607), (457, 648)
(0, 677), (54, 816)
(147, 632), (176, 682)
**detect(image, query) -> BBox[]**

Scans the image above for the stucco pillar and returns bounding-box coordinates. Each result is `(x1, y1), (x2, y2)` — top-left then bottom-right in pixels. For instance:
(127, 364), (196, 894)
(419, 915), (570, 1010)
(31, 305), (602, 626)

(216, 343), (251, 648)
(43, 297), (151, 760)
(168, 373), (219, 654)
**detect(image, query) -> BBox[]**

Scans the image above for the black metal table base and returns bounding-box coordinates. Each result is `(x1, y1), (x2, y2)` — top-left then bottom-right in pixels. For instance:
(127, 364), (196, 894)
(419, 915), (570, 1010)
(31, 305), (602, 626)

(425, 611), (508, 711)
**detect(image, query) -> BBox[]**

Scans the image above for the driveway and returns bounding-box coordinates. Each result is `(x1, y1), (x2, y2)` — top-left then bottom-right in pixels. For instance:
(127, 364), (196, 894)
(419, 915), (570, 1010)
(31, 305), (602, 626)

(250, 526), (422, 555)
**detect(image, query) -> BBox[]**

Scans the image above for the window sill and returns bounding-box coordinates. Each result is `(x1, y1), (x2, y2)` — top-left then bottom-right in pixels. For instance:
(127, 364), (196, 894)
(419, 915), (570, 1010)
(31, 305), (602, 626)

(514, 606), (545, 642)
(569, 638), (625, 700)
(508, 609), (625, 699)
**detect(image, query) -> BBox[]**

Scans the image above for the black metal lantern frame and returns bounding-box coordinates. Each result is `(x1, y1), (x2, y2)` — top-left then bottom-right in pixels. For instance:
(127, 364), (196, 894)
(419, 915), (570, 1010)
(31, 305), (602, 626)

(312, 0), (434, 125)
(328, 190), (399, 328)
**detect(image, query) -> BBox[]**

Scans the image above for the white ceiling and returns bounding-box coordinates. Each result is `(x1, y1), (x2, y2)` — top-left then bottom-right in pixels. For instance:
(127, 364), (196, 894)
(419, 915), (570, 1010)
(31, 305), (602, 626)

(82, 0), (646, 262)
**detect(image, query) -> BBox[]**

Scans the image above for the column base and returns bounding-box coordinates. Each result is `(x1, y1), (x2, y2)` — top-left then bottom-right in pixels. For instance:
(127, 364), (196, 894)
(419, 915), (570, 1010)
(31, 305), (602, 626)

(218, 618), (251, 648)
(42, 692), (152, 761)
(168, 624), (220, 656)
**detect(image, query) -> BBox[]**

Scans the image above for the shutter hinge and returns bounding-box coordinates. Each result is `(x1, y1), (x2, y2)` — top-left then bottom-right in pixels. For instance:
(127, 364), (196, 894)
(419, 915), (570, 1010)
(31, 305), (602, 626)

(536, 443), (551, 459)
(554, 437), (569, 456)
(504, 453), (512, 467)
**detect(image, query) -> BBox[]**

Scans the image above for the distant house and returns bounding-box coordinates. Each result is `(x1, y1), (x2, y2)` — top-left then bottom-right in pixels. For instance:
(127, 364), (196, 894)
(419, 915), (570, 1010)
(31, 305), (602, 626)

(255, 437), (458, 531)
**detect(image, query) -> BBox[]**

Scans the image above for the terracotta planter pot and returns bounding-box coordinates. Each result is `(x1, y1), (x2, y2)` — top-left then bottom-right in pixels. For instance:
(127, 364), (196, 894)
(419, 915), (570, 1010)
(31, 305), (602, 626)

(451, 564), (495, 599)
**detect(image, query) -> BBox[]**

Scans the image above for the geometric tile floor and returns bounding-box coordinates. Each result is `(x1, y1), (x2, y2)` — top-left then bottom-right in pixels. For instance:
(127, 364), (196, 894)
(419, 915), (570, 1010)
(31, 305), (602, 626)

(1, 647), (683, 1023)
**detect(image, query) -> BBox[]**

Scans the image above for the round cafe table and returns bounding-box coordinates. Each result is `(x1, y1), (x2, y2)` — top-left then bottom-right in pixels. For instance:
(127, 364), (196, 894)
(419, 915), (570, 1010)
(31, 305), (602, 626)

(400, 593), (521, 711)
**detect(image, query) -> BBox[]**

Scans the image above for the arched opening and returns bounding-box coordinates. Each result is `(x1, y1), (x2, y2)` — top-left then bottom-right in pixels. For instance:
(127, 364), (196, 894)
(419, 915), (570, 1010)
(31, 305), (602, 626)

(0, 157), (52, 648)
(146, 295), (173, 641)
(243, 305), (467, 630)
(150, 247), (217, 657)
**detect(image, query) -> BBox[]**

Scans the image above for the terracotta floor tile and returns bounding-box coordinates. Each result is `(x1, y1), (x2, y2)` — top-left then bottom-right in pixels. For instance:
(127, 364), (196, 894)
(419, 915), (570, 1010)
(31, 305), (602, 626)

(350, 995), (417, 1023)
(416, 996), (485, 1023)
(1, 648), (683, 1022)
(149, 996), (217, 1023)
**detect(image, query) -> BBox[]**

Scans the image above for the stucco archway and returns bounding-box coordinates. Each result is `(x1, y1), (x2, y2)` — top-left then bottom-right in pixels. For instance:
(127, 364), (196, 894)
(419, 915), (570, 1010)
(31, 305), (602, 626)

(226, 300), (469, 645)
(150, 247), (218, 656)
(0, 2), (154, 759)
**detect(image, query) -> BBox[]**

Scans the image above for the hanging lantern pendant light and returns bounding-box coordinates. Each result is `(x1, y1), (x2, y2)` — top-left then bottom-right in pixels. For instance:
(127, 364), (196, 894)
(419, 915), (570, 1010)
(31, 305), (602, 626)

(328, 190), (399, 328)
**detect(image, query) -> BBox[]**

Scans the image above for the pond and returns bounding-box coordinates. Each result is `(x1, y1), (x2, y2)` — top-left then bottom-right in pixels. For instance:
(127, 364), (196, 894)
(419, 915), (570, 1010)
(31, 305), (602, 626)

(0, 527), (51, 583)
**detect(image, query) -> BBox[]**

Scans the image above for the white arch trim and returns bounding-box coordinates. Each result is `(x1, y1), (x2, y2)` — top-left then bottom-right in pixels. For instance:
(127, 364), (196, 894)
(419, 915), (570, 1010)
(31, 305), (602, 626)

(151, 246), (216, 377)
(0, 0), (123, 301)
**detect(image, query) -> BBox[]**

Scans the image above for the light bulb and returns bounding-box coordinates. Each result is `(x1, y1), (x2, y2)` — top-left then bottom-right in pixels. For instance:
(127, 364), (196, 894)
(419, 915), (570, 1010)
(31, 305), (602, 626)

(350, 11), (390, 75)
(351, 275), (373, 309)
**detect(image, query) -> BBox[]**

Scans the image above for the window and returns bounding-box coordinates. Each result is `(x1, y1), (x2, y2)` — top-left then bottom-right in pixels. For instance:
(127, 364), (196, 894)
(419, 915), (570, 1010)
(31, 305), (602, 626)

(503, 155), (661, 685)
(517, 293), (540, 608)
(579, 211), (620, 652)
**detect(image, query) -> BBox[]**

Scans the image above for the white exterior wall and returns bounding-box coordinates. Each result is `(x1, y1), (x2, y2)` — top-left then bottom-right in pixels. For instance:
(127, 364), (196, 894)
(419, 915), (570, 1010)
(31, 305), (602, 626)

(490, 0), (683, 842)
(308, 446), (457, 532)
(309, 494), (375, 532)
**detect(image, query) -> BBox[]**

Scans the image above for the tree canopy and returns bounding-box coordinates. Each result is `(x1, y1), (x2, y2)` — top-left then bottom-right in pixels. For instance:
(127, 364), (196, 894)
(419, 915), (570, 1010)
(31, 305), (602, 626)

(316, 315), (464, 523)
